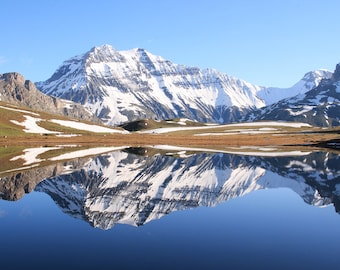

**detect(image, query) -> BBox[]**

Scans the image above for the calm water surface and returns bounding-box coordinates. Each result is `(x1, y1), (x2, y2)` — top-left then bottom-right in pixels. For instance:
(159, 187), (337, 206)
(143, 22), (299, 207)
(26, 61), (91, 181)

(1, 146), (340, 270)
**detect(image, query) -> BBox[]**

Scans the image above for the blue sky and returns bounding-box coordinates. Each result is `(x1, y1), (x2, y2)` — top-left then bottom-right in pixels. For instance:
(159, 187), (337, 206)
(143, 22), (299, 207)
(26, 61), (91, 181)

(1, 0), (339, 87)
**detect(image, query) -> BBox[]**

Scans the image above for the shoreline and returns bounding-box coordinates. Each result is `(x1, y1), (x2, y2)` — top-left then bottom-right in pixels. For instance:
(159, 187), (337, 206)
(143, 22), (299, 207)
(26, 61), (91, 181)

(1, 131), (339, 149)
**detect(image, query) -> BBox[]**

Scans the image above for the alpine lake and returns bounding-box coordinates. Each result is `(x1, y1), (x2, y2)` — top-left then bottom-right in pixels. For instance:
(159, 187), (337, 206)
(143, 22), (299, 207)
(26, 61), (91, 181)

(1, 144), (340, 270)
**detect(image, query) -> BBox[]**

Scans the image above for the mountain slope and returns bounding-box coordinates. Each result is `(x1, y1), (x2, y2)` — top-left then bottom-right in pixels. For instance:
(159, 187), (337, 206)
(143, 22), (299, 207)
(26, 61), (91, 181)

(36, 44), (329, 126)
(0, 72), (98, 122)
(245, 64), (340, 127)
(0, 100), (125, 137)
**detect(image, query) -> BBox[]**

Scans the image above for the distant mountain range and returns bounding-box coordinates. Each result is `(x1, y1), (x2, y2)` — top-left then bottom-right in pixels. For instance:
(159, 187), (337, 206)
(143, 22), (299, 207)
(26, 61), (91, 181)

(244, 64), (340, 126)
(1, 44), (339, 127)
(35, 44), (338, 127)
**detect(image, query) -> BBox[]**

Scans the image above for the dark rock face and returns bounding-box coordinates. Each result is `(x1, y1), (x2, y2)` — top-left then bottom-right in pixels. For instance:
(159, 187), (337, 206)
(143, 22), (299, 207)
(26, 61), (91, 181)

(333, 64), (340, 80)
(0, 72), (99, 122)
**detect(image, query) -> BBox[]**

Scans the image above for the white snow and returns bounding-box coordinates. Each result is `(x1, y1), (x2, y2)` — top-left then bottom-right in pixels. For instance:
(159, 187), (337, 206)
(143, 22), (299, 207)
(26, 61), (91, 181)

(49, 119), (127, 133)
(56, 134), (80, 137)
(256, 69), (332, 105)
(11, 115), (59, 134)
(286, 105), (314, 116)
(36, 45), (335, 126)
(3, 104), (122, 135)
(38, 45), (268, 125)
(224, 121), (311, 128)
(140, 121), (311, 134)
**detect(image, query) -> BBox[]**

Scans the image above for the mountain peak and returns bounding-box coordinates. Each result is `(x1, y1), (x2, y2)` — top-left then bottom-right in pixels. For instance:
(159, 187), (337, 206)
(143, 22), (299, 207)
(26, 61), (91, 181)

(86, 44), (124, 64)
(92, 44), (116, 53)
(135, 47), (146, 52)
(301, 69), (332, 84)
(90, 44), (119, 57)
(332, 63), (340, 80)
(295, 69), (332, 92)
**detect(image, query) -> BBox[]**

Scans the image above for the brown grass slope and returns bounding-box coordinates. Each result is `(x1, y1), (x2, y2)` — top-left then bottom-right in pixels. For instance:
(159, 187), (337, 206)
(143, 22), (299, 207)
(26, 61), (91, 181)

(0, 100), (339, 148)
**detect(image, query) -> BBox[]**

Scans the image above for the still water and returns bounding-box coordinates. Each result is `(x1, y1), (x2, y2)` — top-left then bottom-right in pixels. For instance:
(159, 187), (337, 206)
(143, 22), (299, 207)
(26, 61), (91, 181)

(1, 145), (340, 270)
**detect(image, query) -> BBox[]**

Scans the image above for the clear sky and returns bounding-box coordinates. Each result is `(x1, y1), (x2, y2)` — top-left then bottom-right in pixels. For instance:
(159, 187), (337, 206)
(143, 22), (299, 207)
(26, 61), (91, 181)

(1, 0), (339, 87)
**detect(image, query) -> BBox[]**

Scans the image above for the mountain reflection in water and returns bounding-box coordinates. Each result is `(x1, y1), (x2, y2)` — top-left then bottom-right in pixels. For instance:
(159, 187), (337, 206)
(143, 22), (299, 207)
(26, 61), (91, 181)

(1, 146), (339, 230)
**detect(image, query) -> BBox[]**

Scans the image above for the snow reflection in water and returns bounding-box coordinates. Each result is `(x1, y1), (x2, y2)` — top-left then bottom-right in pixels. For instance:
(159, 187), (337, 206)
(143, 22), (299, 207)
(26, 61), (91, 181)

(1, 146), (339, 229)
(1, 146), (340, 270)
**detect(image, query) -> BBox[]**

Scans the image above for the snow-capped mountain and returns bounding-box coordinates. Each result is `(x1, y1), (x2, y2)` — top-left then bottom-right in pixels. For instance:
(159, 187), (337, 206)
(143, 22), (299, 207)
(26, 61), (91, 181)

(256, 69), (332, 105)
(27, 147), (340, 230)
(36, 44), (329, 125)
(245, 64), (340, 127)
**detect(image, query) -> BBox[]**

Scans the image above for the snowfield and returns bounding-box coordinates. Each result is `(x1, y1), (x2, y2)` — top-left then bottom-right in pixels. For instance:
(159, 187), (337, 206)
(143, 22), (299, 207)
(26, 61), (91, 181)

(149, 144), (311, 157)
(140, 121), (312, 134)
(2, 103), (126, 134)
(50, 119), (127, 133)
(9, 113), (126, 135)
(11, 115), (59, 134)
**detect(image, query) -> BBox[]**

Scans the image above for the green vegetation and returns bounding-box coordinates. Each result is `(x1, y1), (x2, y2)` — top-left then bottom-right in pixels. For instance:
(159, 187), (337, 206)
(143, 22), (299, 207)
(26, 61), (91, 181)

(0, 105), (26, 136)
(0, 145), (27, 172)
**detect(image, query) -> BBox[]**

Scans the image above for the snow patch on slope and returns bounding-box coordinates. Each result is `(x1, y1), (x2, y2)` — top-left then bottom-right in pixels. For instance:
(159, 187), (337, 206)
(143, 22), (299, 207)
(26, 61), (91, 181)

(50, 119), (127, 133)
(11, 115), (58, 134)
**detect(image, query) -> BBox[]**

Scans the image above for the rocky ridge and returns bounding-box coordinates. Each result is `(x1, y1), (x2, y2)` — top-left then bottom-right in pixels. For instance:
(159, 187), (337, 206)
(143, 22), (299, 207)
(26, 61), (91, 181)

(0, 72), (99, 122)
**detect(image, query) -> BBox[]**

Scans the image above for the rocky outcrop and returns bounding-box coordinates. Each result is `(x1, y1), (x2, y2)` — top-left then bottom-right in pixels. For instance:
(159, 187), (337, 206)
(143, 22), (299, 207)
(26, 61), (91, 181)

(332, 63), (340, 80)
(0, 158), (90, 201)
(0, 72), (99, 122)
